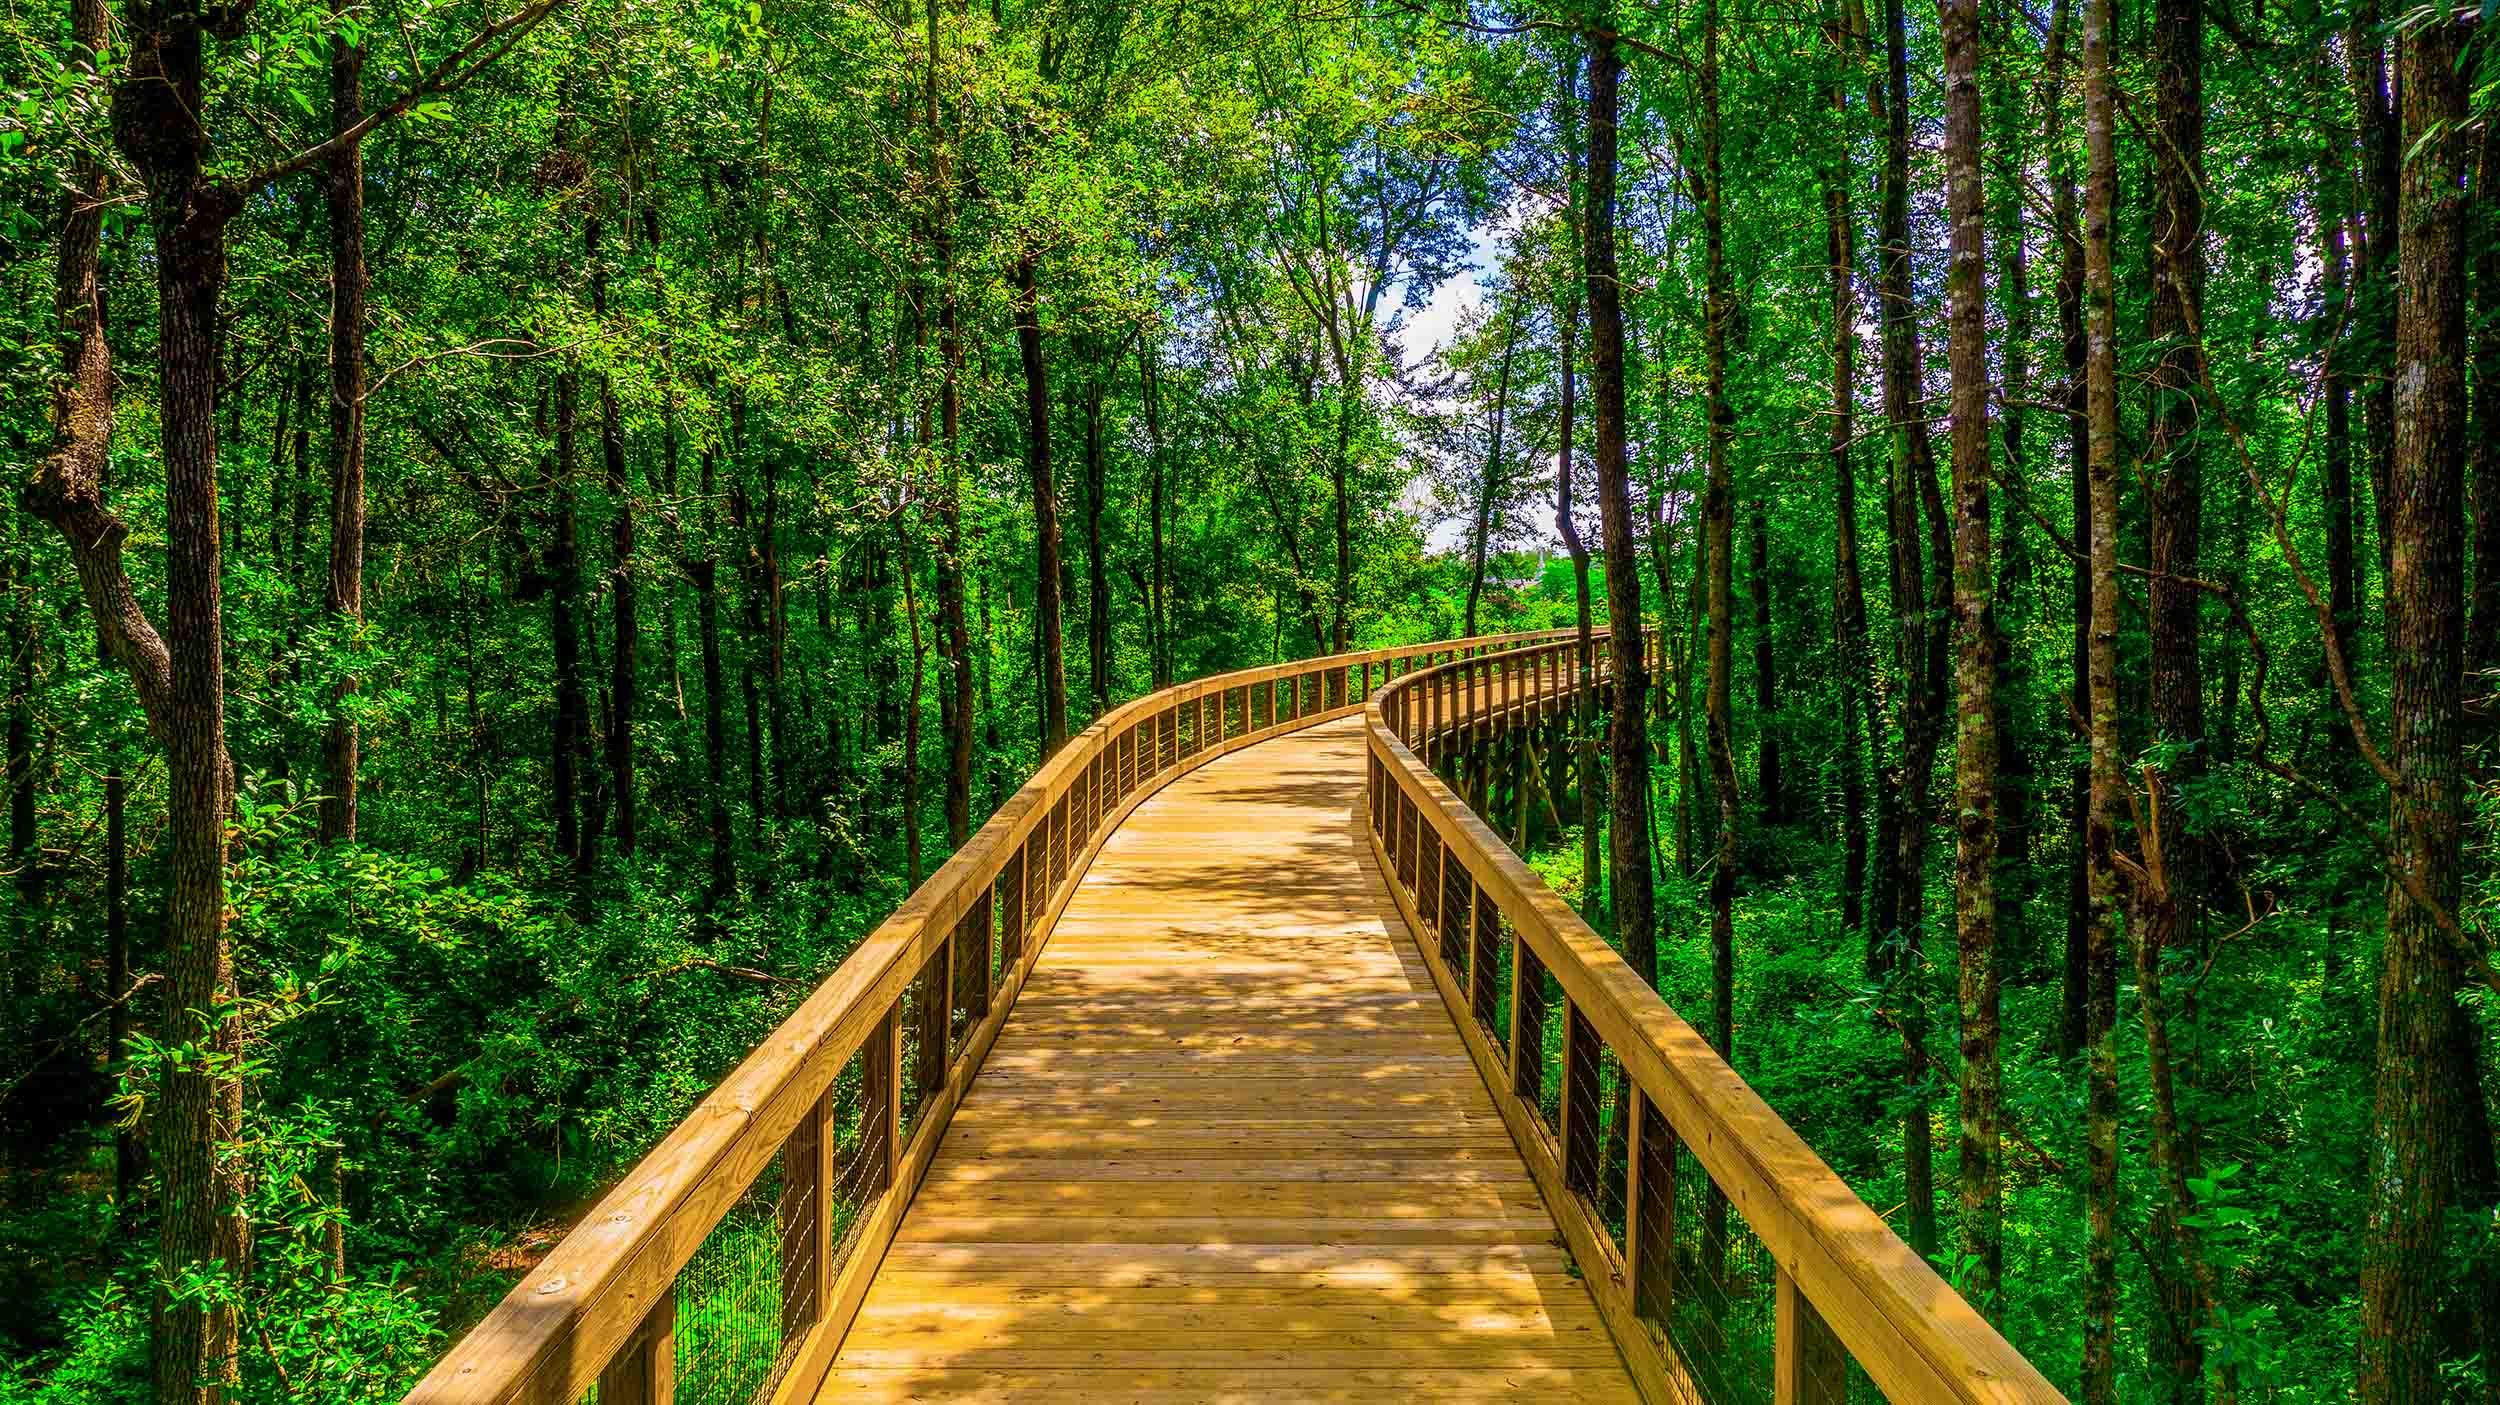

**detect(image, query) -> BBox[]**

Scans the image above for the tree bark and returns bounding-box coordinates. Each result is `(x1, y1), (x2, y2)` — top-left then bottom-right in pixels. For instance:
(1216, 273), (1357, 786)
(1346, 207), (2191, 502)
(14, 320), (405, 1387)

(1082, 370), (1112, 718)
(695, 444), (733, 919)
(2041, 0), (2090, 1062)
(2141, 1), (2212, 1385)
(1748, 500), (1781, 825)
(107, 15), (250, 1397)
(1824, 3), (1876, 938)
(551, 366), (591, 871)
(1554, 50), (1598, 915)
(319, 19), (367, 844)
(2359, 14), (2494, 1397)
(1586, 21), (1654, 989)
(1015, 252), (1068, 756)
(591, 213), (637, 858)
(1873, 0), (1939, 1259)
(2346, 2), (2398, 591)
(1463, 304), (1520, 639)
(1938, 0), (2001, 1318)
(2081, 0), (2123, 1393)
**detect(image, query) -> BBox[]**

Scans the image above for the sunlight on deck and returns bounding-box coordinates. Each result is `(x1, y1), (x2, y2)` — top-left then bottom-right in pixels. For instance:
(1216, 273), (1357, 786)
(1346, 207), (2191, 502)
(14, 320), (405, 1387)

(813, 717), (1640, 1403)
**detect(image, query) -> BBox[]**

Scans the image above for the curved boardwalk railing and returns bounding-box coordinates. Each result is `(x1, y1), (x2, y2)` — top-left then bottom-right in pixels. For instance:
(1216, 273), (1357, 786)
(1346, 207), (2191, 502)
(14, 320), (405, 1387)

(408, 629), (1576, 1405)
(1365, 633), (2064, 1404)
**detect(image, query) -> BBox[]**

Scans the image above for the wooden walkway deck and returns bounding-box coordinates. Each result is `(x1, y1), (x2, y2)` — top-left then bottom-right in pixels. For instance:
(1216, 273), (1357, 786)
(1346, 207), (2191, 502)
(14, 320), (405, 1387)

(814, 716), (1640, 1403)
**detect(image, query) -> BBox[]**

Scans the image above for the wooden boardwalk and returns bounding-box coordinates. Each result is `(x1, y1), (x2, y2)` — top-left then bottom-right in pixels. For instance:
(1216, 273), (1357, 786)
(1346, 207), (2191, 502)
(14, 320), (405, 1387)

(814, 716), (1641, 1403)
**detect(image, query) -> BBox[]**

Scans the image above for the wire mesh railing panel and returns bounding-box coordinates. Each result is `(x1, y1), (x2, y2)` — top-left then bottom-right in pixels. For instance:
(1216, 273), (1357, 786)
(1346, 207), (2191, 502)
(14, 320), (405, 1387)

(1516, 942), (1559, 1139)
(1662, 1134), (1778, 1405)
(1179, 697), (1199, 758)
(669, 1155), (785, 1405)
(1416, 825), (1443, 929)
(1473, 891), (1507, 1053)
(1395, 792), (1419, 889)
(996, 857), (1021, 982)
(829, 1034), (888, 1273)
(1438, 859), (1472, 984)
(899, 948), (946, 1149)
(1562, 1013), (1630, 1263)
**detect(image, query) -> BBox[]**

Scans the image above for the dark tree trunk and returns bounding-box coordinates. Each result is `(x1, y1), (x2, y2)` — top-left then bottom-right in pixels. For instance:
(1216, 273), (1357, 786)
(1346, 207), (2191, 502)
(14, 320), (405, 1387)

(1586, 23), (1654, 989)
(2141, 1), (2212, 1386)
(551, 367), (591, 871)
(1082, 372), (1111, 718)
(1939, 0), (2002, 1317)
(1141, 346), (1171, 689)
(1554, 52), (1599, 916)
(319, 21), (366, 844)
(107, 16), (249, 1397)
(1015, 252), (1068, 756)
(1694, 0), (1734, 1048)
(696, 446), (733, 916)
(1874, 0), (1940, 1259)
(2081, 0), (2124, 1392)
(1464, 306), (1520, 639)
(1748, 500), (1781, 825)
(1824, 5), (1876, 937)
(2042, 0), (2090, 1062)
(590, 214), (637, 857)
(2359, 15), (2496, 1397)
(2347, 3), (2399, 591)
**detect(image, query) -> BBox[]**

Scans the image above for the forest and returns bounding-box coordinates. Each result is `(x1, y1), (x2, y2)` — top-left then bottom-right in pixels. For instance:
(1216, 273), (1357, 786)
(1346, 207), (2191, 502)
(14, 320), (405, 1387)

(0, 0), (2494, 1394)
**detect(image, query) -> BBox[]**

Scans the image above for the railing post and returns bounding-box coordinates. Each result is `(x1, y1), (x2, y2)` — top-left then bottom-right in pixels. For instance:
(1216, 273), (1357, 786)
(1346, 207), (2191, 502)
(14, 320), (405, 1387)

(598, 1294), (676, 1405)
(1777, 1267), (1848, 1405)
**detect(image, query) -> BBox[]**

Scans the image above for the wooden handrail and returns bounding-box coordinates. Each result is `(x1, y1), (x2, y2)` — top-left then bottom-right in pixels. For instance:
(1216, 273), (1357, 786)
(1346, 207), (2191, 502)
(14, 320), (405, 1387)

(1363, 633), (2066, 1405)
(407, 628), (1580, 1405)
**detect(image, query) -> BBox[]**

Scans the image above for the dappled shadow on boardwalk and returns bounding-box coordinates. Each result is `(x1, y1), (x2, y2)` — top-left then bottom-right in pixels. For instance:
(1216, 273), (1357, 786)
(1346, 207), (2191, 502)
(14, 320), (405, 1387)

(811, 717), (1640, 1403)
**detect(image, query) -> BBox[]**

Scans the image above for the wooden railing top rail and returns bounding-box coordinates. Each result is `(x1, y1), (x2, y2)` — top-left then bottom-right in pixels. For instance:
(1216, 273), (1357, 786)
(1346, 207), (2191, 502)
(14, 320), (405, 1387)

(1364, 637), (2063, 1404)
(408, 627), (1577, 1405)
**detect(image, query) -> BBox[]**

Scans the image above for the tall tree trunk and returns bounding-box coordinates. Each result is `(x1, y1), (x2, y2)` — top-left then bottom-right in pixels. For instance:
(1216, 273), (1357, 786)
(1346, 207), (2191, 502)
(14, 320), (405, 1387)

(106, 760), (137, 1204)
(319, 19), (366, 844)
(1082, 372), (1111, 718)
(107, 18), (249, 1398)
(901, 532), (927, 887)
(2346, 2), (2398, 591)
(2360, 14), (2494, 1396)
(1015, 252), (1068, 756)
(924, 0), (972, 848)
(1586, 21), (1654, 988)
(1141, 346), (1171, 689)
(1554, 50), (1598, 914)
(2081, 0), (2123, 1392)
(2142, 0), (2211, 1386)
(1939, 0), (2002, 1318)
(1464, 306), (1520, 639)
(551, 367), (591, 871)
(1695, 0), (1735, 1048)
(2322, 138), (2361, 708)
(695, 446), (733, 919)
(591, 213), (637, 858)
(2042, 0), (2090, 1062)
(1824, 2), (1876, 937)
(1873, 0), (1940, 1258)
(1748, 500), (1782, 825)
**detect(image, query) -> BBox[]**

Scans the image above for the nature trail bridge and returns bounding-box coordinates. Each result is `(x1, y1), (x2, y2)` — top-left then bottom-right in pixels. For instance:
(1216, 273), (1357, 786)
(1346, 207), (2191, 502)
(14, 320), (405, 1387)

(410, 631), (2062, 1405)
